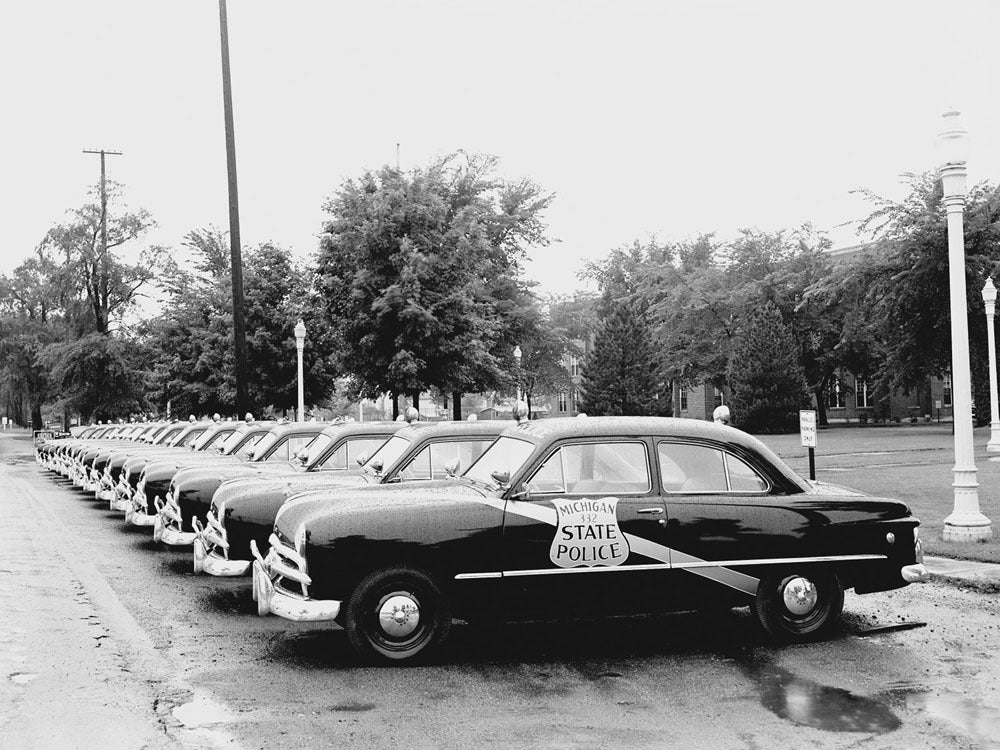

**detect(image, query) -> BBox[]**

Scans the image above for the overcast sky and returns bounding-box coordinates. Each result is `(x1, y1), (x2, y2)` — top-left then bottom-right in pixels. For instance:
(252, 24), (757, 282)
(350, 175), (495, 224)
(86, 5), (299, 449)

(3, 0), (999, 296)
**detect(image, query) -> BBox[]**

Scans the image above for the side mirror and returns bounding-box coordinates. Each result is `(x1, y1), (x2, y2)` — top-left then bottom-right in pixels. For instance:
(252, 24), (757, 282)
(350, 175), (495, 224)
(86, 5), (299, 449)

(444, 458), (460, 477)
(294, 450), (308, 465)
(370, 458), (384, 474)
(490, 469), (510, 486)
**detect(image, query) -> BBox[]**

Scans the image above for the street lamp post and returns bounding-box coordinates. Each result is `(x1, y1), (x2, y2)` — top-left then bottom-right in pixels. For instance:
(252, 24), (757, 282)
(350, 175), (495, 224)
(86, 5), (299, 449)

(294, 320), (306, 423)
(513, 345), (522, 403)
(938, 109), (993, 541)
(983, 278), (1000, 452)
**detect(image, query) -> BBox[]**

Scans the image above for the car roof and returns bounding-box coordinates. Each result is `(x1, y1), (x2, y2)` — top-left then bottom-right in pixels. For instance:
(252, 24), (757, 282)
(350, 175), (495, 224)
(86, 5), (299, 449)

(502, 416), (807, 490)
(318, 420), (406, 437)
(391, 420), (509, 441)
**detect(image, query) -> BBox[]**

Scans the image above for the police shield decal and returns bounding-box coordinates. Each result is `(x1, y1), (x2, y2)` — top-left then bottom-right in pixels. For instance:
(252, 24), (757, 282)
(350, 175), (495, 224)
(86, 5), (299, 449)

(550, 497), (630, 568)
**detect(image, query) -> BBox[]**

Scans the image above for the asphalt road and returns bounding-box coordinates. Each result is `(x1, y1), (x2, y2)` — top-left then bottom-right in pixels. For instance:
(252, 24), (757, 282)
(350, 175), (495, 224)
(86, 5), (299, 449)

(2, 431), (999, 749)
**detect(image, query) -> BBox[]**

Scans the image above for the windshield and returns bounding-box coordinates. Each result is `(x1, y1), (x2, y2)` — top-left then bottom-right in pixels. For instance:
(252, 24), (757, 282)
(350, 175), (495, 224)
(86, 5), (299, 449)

(463, 436), (536, 487)
(363, 435), (412, 474)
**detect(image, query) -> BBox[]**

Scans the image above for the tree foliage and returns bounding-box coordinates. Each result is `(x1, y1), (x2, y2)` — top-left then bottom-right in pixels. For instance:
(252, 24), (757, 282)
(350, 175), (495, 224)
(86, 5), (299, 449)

(147, 229), (335, 418)
(727, 301), (810, 433)
(579, 302), (666, 416)
(314, 153), (553, 410)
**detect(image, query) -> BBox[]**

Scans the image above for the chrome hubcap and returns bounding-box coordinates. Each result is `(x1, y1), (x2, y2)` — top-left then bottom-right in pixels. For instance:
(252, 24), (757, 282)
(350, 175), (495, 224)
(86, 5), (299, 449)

(781, 576), (818, 616)
(378, 594), (420, 637)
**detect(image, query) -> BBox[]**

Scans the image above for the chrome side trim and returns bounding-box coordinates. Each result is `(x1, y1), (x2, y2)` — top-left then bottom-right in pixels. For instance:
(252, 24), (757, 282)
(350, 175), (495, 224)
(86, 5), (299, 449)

(454, 554), (888, 581)
(674, 554), (887, 569)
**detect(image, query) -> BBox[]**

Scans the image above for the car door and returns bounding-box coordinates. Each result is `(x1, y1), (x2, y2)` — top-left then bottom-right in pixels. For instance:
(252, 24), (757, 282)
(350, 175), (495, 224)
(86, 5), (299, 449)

(499, 438), (671, 618)
(657, 440), (779, 607)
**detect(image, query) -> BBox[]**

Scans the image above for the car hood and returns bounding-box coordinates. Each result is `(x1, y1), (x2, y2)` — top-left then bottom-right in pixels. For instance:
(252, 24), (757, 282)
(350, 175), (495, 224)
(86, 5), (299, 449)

(275, 479), (489, 539)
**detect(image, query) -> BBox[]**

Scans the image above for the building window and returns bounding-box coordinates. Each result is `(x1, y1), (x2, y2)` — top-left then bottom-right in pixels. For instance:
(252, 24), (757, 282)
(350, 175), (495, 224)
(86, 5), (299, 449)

(572, 389), (581, 412)
(558, 392), (568, 413)
(680, 388), (688, 411)
(855, 377), (871, 409)
(943, 374), (952, 407)
(569, 355), (580, 377)
(713, 387), (724, 408)
(827, 379), (845, 409)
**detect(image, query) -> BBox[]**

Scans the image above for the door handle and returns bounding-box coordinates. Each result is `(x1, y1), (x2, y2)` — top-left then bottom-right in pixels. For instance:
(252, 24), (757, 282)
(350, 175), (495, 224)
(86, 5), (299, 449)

(637, 507), (664, 515)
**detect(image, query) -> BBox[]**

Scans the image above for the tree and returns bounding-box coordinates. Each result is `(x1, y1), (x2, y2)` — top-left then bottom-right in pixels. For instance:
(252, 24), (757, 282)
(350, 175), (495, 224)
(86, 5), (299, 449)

(0, 252), (64, 428)
(513, 298), (580, 416)
(40, 183), (165, 335)
(147, 229), (336, 418)
(816, 173), (1000, 422)
(38, 333), (151, 422)
(579, 302), (665, 416)
(727, 301), (810, 433)
(314, 153), (554, 416)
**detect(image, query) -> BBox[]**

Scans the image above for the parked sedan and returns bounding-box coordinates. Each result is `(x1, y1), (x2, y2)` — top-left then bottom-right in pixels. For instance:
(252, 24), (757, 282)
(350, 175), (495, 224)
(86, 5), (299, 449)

(254, 415), (928, 664)
(149, 420), (375, 544)
(197, 419), (506, 577)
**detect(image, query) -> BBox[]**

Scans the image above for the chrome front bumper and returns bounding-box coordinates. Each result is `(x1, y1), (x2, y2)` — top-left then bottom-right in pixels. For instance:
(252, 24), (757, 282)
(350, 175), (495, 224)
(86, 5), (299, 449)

(153, 491), (195, 546)
(125, 480), (155, 527)
(250, 537), (341, 622)
(191, 512), (250, 576)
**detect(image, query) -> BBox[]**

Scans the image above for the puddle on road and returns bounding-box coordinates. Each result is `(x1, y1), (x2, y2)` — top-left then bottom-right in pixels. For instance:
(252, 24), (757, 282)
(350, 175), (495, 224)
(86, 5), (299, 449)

(903, 690), (1000, 746)
(741, 656), (901, 733)
(173, 693), (233, 727)
(742, 653), (1000, 744)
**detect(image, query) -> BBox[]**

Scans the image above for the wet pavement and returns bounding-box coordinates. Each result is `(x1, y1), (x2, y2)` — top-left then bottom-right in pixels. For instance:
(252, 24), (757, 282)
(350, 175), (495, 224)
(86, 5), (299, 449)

(5, 430), (1000, 750)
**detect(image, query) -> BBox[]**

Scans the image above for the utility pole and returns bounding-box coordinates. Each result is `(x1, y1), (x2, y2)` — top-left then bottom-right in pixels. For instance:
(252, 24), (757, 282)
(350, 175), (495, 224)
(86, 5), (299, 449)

(82, 148), (122, 264)
(218, 0), (249, 417)
(82, 148), (121, 339)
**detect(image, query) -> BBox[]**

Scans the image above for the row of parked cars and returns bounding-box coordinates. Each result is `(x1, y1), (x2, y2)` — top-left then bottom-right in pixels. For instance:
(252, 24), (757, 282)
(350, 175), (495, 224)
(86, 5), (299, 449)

(35, 410), (928, 664)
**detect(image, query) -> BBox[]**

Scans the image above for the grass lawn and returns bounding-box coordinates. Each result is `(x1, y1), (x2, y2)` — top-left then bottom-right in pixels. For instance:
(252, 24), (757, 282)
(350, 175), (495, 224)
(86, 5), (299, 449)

(755, 423), (1000, 564)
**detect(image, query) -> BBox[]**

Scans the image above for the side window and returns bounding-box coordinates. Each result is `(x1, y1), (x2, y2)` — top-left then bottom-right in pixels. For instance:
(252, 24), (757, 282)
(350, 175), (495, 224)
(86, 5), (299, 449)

(320, 437), (388, 471)
(726, 454), (769, 492)
(526, 442), (650, 495)
(658, 443), (727, 492)
(236, 433), (264, 458)
(658, 442), (768, 493)
(347, 438), (388, 469)
(265, 435), (313, 462)
(428, 439), (494, 479)
(319, 442), (347, 470)
(398, 446), (432, 480)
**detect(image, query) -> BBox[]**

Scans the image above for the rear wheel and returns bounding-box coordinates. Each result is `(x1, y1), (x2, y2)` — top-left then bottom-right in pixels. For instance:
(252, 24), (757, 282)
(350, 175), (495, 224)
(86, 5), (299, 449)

(754, 569), (843, 642)
(342, 567), (451, 664)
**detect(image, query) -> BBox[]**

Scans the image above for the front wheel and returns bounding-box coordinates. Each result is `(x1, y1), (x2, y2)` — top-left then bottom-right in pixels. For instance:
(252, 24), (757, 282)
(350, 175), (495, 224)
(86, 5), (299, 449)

(342, 567), (451, 664)
(753, 570), (843, 642)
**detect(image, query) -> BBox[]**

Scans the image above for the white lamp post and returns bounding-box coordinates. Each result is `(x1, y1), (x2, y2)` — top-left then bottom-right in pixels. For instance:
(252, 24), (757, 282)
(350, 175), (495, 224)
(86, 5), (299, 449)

(294, 319), (306, 423)
(513, 345), (522, 403)
(938, 109), (992, 541)
(983, 277), (1000, 452)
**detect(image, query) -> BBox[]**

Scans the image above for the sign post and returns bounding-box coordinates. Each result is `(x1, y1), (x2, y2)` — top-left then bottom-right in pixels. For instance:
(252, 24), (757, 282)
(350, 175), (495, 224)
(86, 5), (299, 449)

(799, 409), (817, 481)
